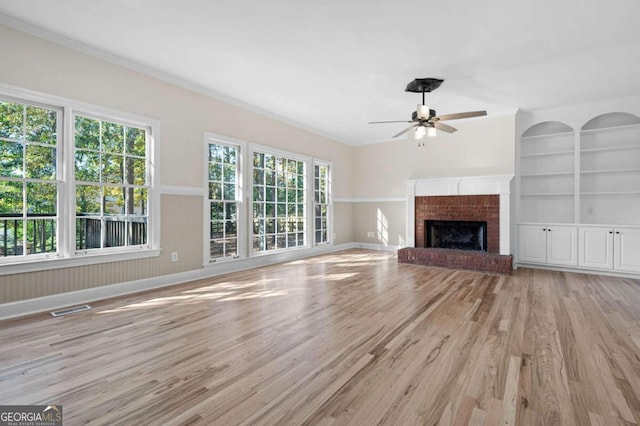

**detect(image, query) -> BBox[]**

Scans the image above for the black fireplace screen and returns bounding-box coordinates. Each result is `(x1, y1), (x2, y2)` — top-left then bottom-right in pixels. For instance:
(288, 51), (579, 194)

(425, 220), (487, 252)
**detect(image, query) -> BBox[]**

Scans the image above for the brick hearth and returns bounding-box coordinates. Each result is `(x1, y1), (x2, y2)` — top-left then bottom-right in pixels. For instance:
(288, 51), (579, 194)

(398, 247), (512, 275)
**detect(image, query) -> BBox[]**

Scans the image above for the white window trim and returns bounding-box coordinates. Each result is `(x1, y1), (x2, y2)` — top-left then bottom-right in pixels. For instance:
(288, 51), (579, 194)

(313, 159), (334, 246)
(202, 132), (246, 266)
(0, 83), (161, 275)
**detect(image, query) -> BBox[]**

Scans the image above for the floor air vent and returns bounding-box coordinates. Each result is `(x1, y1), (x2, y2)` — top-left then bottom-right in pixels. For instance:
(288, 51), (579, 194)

(50, 305), (92, 317)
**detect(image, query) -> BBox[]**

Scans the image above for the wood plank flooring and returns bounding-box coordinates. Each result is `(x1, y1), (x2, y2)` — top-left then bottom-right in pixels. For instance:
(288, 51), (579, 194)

(2, 249), (640, 425)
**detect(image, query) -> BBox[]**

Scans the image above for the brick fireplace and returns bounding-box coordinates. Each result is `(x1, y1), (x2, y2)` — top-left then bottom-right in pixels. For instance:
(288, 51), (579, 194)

(398, 176), (513, 274)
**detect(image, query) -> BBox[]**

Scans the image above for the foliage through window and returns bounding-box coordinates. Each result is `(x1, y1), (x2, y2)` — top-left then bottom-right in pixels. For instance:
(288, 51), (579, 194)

(314, 163), (330, 244)
(208, 142), (238, 260)
(0, 99), (59, 258)
(74, 115), (149, 251)
(252, 152), (305, 252)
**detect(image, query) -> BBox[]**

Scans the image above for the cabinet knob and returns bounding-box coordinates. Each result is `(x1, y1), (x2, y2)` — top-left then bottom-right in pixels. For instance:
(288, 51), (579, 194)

(543, 228), (546, 231)
(548, 228), (551, 232)
(609, 231), (613, 234)
(616, 231), (620, 234)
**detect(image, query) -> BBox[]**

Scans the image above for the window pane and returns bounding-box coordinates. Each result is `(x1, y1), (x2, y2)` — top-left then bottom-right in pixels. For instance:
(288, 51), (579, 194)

(26, 219), (56, 254)
(128, 188), (147, 215)
(223, 146), (237, 164)
(0, 181), (23, 215)
(210, 202), (224, 220)
(76, 185), (101, 214)
(209, 144), (223, 162)
(210, 241), (223, 259)
(76, 217), (101, 250)
(102, 121), (124, 153)
(126, 156), (146, 185)
(104, 186), (125, 215)
(225, 203), (237, 221)
(0, 101), (24, 140)
(105, 218), (126, 248)
(25, 145), (56, 180)
(102, 154), (124, 184)
(74, 116), (100, 150)
(211, 221), (224, 239)
(208, 182), (222, 200)
(27, 182), (56, 216)
(265, 154), (275, 169)
(223, 164), (236, 183)
(209, 163), (222, 181)
(225, 221), (237, 238)
(126, 127), (146, 157)
(223, 183), (235, 201)
(25, 106), (57, 144)
(225, 238), (237, 257)
(0, 140), (23, 178)
(128, 218), (147, 245)
(253, 152), (264, 168)
(75, 150), (100, 182)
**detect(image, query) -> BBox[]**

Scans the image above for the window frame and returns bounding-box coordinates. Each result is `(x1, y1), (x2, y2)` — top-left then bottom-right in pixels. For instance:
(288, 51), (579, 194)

(249, 143), (310, 257)
(202, 132), (245, 265)
(313, 159), (333, 246)
(0, 83), (160, 275)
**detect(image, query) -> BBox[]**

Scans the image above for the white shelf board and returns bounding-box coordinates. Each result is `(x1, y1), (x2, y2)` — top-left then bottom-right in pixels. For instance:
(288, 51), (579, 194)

(521, 131), (574, 141)
(581, 168), (640, 174)
(581, 191), (640, 195)
(581, 145), (640, 154)
(521, 150), (574, 158)
(580, 122), (640, 134)
(521, 192), (574, 197)
(521, 171), (575, 177)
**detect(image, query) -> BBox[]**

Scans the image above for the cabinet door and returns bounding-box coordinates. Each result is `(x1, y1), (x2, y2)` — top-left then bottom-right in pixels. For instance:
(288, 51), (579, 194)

(614, 228), (640, 273)
(546, 226), (578, 266)
(579, 227), (614, 269)
(518, 225), (547, 263)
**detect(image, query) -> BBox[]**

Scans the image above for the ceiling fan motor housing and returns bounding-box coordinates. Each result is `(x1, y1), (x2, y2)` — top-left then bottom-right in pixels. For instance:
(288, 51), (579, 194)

(412, 109), (436, 121)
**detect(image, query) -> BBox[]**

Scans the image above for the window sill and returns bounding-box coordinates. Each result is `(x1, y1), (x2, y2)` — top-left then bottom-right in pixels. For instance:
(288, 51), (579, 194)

(0, 248), (162, 276)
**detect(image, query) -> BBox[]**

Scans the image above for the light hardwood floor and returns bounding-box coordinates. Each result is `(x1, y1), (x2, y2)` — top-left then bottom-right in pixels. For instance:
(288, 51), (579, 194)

(2, 249), (640, 425)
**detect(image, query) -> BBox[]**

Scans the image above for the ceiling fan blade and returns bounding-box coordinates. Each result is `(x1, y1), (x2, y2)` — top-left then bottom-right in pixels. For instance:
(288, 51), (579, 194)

(369, 120), (413, 124)
(392, 124), (418, 138)
(434, 121), (457, 133)
(435, 110), (487, 121)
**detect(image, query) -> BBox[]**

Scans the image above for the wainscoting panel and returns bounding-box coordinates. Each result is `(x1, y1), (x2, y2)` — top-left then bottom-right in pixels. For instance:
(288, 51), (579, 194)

(0, 194), (203, 304)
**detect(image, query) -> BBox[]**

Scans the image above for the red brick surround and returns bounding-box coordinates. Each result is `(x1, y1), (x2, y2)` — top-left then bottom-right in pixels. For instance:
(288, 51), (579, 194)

(415, 195), (500, 253)
(398, 194), (512, 274)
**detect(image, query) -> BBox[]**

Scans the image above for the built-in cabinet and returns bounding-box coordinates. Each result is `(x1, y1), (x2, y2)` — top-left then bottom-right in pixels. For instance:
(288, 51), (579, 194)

(518, 225), (577, 266)
(517, 112), (640, 276)
(578, 226), (640, 273)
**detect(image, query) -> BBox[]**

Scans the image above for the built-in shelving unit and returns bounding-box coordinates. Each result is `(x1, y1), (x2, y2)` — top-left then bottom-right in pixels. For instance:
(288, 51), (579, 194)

(518, 121), (575, 223)
(516, 112), (640, 275)
(580, 113), (640, 225)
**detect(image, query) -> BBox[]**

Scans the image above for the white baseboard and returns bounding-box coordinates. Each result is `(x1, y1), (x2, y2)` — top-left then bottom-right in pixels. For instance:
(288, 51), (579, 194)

(0, 242), (359, 321)
(355, 242), (402, 252)
(516, 262), (640, 279)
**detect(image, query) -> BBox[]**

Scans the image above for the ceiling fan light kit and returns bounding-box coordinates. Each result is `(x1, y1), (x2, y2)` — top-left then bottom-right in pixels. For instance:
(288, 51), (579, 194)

(369, 78), (487, 145)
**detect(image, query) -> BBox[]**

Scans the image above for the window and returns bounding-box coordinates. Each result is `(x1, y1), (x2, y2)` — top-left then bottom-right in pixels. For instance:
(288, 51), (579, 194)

(74, 115), (149, 251)
(314, 162), (330, 244)
(252, 151), (305, 252)
(0, 87), (157, 268)
(207, 141), (239, 260)
(0, 99), (60, 258)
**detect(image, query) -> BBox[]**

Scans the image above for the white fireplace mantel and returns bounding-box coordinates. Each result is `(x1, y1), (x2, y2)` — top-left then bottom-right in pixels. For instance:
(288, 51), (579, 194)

(405, 175), (514, 255)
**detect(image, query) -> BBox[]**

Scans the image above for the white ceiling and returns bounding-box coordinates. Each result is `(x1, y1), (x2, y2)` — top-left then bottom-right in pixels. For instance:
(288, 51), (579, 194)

(1, 0), (640, 145)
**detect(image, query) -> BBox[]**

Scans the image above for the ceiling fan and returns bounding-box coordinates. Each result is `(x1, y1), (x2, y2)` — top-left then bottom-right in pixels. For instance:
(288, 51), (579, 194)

(369, 78), (487, 143)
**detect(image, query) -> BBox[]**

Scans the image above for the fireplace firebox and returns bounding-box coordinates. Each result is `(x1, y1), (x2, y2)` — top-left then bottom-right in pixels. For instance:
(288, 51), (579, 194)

(425, 220), (487, 252)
